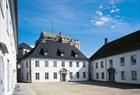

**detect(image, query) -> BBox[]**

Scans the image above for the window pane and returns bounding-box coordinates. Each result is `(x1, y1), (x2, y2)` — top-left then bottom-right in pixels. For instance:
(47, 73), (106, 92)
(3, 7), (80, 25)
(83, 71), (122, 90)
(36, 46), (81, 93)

(83, 62), (86, 67)
(54, 72), (57, 79)
(121, 71), (125, 80)
(76, 62), (79, 67)
(131, 55), (136, 65)
(69, 62), (72, 67)
(62, 61), (65, 67)
(53, 61), (57, 67)
(132, 71), (137, 80)
(101, 72), (104, 79)
(45, 72), (49, 79)
(76, 72), (79, 78)
(83, 72), (86, 78)
(96, 73), (99, 79)
(45, 61), (48, 67)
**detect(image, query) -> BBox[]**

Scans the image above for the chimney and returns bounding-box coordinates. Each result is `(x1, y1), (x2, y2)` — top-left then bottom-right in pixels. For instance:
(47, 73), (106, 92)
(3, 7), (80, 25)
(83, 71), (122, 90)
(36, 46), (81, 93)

(105, 38), (108, 45)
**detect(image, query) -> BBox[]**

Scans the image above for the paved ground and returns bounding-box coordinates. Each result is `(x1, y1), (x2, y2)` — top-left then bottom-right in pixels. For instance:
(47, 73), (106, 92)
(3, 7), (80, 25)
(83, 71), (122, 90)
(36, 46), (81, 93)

(16, 81), (140, 95)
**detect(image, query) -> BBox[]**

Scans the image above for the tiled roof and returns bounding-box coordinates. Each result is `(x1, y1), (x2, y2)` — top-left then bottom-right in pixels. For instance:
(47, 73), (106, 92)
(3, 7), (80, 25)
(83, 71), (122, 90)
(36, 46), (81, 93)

(90, 30), (140, 61)
(21, 40), (88, 61)
(18, 43), (32, 50)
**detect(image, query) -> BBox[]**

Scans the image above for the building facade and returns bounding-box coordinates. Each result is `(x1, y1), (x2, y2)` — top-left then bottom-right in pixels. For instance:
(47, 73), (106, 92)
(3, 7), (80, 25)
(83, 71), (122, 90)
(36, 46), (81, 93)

(90, 30), (140, 84)
(0, 0), (18, 95)
(19, 34), (88, 82)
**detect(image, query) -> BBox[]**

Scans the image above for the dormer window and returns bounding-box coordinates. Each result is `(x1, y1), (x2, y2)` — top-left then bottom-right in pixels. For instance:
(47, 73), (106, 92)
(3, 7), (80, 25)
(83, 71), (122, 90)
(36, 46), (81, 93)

(40, 48), (48, 56)
(71, 50), (79, 57)
(57, 49), (64, 57)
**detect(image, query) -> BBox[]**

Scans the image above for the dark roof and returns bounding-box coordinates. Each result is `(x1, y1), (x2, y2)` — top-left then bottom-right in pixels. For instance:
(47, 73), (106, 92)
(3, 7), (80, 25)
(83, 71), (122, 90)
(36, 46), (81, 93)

(90, 30), (140, 61)
(18, 43), (32, 50)
(21, 40), (88, 61)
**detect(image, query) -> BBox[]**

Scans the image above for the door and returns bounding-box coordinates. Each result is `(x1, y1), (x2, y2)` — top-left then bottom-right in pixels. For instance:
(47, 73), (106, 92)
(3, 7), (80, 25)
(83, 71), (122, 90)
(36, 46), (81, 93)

(62, 74), (66, 81)
(108, 68), (115, 82)
(0, 56), (4, 95)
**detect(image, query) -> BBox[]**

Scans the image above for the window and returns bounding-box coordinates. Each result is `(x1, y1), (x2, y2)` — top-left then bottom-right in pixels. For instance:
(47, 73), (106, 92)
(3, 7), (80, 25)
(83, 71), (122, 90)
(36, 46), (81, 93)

(25, 50), (28, 54)
(0, 0), (4, 18)
(132, 71), (137, 80)
(53, 61), (57, 67)
(35, 73), (40, 80)
(131, 55), (136, 65)
(96, 62), (98, 69)
(76, 62), (79, 67)
(109, 59), (113, 67)
(7, 60), (10, 90)
(70, 72), (73, 79)
(39, 48), (48, 56)
(71, 50), (79, 57)
(45, 72), (49, 79)
(121, 71), (125, 80)
(69, 61), (72, 67)
(44, 51), (48, 56)
(83, 72), (86, 78)
(101, 61), (104, 68)
(54, 72), (57, 79)
(45, 61), (48, 67)
(57, 49), (64, 56)
(101, 72), (104, 79)
(96, 73), (99, 79)
(76, 72), (79, 78)
(35, 61), (39, 67)
(26, 61), (28, 68)
(120, 57), (125, 66)
(62, 61), (65, 67)
(26, 73), (28, 80)
(83, 62), (86, 67)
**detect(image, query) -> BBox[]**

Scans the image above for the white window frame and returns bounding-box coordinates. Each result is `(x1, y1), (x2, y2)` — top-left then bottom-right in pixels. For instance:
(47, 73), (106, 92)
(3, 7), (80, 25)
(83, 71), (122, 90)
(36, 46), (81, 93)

(132, 71), (137, 80)
(45, 61), (48, 67)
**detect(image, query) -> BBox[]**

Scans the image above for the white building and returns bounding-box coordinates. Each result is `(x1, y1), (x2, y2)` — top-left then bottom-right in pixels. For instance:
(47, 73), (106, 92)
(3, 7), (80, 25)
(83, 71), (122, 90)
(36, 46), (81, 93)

(0, 0), (18, 95)
(90, 30), (140, 84)
(19, 37), (88, 82)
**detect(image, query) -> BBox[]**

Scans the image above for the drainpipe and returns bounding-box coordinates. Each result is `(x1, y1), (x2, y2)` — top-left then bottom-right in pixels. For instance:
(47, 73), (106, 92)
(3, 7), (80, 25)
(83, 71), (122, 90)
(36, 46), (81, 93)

(29, 56), (32, 83)
(105, 57), (108, 81)
(104, 38), (108, 81)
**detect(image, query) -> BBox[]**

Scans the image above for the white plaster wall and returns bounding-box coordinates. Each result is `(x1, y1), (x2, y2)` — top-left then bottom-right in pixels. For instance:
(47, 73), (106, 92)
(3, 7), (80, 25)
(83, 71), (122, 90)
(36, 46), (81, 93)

(91, 50), (140, 84)
(91, 58), (107, 81)
(30, 58), (89, 82)
(0, 0), (17, 95)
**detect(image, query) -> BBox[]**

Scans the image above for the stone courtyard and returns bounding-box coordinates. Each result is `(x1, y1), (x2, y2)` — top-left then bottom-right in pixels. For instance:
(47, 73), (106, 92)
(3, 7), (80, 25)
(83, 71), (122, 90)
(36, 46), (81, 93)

(15, 81), (140, 95)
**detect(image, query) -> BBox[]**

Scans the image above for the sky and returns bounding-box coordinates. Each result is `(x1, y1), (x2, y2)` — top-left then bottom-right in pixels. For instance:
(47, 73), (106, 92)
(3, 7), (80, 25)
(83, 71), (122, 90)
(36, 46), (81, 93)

(18, 0), (140, 57)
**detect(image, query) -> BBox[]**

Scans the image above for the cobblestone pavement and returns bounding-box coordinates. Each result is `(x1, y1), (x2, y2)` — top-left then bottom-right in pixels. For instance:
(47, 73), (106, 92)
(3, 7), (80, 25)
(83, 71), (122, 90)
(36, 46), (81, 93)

(16, 81), (140, 95)
(15, 83), (35, 95)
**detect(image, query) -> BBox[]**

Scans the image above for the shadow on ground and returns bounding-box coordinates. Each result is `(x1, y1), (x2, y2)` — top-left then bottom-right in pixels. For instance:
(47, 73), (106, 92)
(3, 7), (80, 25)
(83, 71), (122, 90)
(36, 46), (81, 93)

(73, 81), (140, 89)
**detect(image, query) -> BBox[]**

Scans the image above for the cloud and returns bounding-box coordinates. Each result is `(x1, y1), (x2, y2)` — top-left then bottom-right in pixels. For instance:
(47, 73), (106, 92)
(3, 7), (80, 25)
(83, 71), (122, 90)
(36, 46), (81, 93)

(110, 8), (120, 13)
(96, 10), (103, 16)
(90, 0), (125, 29)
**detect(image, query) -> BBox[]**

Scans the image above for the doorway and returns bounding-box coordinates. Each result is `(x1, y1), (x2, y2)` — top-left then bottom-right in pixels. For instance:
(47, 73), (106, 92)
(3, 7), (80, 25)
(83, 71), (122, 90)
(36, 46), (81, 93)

(61, 73), (66, 81)
(59, 68), (67, 82)
(108, 68), (115, 82)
